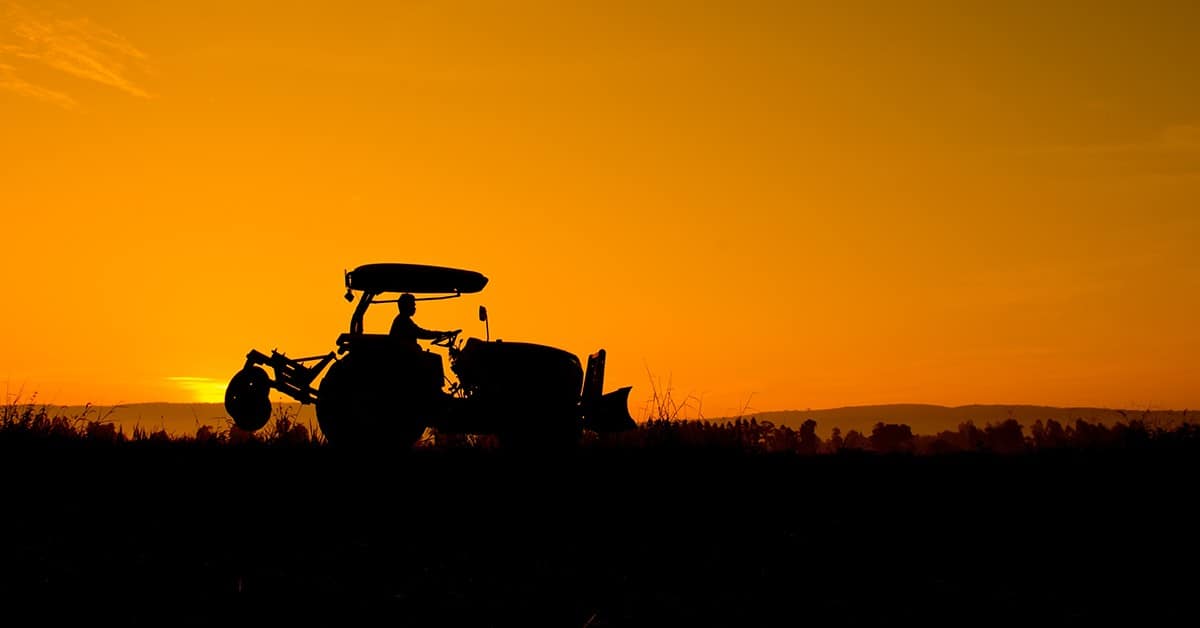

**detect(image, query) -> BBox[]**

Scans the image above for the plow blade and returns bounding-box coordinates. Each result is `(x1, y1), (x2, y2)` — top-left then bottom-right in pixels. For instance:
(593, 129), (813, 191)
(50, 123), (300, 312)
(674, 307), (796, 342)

(225, 366), (272, 432)
(582, 386), (636, 433)
(581, 349), (637, 433)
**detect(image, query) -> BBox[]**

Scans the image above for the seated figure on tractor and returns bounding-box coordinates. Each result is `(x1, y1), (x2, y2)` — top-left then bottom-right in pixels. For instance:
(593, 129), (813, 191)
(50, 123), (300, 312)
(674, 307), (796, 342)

(390, 293), (454, 347)
(389, 292), (458, 393)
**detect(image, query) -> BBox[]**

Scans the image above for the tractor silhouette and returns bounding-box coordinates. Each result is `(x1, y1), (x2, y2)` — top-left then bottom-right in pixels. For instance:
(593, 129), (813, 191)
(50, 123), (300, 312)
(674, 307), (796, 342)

(224, 263), (636, 447)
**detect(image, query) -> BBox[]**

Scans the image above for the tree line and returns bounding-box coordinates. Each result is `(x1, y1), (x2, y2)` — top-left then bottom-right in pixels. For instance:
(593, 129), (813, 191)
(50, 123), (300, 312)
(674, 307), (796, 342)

(606, 415), (1198, 454)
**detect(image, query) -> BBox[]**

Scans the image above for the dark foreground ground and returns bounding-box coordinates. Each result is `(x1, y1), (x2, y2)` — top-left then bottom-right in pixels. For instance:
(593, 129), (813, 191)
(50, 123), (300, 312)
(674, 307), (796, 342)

(1, 443), (1196, 626)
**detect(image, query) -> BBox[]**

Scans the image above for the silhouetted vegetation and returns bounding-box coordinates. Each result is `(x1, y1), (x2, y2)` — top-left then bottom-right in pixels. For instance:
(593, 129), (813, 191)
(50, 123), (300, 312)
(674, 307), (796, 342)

(0, 398), (321, 448)
(3, 397), (1197, 626)
(4, 396), (1195, 455)
(597, 415), (1198, 454)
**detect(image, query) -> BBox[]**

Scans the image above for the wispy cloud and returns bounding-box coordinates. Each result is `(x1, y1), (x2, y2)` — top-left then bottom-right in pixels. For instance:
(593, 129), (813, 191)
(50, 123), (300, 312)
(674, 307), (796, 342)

(1025, 123), (1200, 179)
(1048, 124), (1200, 154)
(0, 61), (77, 108)
(1158, 124), (1200, 150)
(0, 0), (152, 107)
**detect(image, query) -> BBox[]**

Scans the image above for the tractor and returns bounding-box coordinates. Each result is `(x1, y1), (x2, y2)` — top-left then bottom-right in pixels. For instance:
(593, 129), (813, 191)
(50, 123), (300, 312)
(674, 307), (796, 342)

(223, 263), (636, 447)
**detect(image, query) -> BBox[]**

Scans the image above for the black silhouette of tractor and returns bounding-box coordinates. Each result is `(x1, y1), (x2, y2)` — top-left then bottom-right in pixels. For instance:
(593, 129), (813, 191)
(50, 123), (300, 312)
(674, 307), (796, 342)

(224, 263), (636, 447)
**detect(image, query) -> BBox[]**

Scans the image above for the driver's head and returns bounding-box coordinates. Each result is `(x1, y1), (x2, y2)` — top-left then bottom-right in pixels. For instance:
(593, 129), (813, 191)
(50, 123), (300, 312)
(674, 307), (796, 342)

(398, 293), (416, 316)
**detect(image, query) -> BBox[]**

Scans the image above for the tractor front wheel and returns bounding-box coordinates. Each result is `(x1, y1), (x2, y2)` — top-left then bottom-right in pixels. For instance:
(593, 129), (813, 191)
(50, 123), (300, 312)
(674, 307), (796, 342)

(498, 409), (582, 451)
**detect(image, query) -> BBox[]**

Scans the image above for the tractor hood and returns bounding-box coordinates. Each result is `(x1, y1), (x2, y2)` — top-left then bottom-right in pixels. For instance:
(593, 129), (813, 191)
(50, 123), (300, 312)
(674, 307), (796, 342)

(346, 263), (489, 294)
(451, 338), (584, 404)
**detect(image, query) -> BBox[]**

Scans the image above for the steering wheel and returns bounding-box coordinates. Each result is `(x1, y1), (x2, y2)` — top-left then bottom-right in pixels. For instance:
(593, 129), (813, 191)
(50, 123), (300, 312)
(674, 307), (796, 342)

(431, 329), (461, 348)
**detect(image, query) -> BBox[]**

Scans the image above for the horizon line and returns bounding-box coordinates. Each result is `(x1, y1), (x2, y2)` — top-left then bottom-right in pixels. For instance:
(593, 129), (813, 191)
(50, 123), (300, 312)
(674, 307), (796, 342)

(21, 400), (1193, 414)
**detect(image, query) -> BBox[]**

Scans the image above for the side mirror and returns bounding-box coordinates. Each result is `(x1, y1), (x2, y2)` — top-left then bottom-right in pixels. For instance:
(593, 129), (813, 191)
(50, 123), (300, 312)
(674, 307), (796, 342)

(478, 306), (488, 322)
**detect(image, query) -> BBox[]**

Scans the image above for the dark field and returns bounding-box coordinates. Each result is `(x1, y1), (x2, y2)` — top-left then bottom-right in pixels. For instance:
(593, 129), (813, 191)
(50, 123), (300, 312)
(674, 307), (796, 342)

(1, 440), (1197, 627)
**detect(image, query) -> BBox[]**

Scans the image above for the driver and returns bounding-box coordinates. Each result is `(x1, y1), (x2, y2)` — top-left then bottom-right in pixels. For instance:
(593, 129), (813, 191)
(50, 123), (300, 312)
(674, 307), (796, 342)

(390, 293), (457, 348)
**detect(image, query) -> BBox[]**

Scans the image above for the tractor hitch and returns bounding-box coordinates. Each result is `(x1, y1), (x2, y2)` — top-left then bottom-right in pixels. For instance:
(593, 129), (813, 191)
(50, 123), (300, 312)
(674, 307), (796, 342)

(242, 348), (336, 405)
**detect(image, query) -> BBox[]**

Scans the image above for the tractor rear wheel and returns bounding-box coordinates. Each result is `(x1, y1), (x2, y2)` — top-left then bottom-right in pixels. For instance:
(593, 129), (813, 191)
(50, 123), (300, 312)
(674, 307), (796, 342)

(316, 358), (426, 449)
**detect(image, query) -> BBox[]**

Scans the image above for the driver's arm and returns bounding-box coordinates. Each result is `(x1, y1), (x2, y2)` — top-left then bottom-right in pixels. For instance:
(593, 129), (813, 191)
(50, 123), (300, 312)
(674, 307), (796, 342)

(413, 324), (442, 340)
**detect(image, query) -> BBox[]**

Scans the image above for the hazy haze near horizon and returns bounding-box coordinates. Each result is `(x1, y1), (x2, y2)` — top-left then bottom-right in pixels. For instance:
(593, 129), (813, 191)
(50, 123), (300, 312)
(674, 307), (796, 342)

(31, 401), (1192, 440)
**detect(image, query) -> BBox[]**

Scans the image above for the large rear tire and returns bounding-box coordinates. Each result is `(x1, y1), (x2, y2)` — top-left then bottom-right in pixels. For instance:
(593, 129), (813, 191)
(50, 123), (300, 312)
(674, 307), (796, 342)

(316, 358), (427, 449)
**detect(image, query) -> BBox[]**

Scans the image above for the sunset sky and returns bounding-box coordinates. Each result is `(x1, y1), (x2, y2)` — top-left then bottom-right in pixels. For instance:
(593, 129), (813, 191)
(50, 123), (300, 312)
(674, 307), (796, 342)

(2, 1), (1198, 416)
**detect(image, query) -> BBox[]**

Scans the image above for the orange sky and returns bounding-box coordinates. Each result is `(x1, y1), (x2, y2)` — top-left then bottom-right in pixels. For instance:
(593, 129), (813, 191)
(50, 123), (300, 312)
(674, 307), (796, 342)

(2, 1), (1198, 415)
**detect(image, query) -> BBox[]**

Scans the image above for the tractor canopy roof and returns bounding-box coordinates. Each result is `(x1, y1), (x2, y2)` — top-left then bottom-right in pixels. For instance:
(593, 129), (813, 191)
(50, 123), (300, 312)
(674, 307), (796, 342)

(345, 263), (489, 294)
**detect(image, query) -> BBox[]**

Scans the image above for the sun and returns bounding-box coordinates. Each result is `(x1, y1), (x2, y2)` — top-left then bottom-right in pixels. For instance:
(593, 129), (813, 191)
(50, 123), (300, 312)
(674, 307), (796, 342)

(165, 377), (228, 404)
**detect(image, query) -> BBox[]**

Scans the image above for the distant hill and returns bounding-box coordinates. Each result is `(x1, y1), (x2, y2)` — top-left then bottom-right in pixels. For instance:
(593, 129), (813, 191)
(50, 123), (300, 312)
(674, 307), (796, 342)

(710, 404), (1193, 438)
(25, 402), (1193, 439)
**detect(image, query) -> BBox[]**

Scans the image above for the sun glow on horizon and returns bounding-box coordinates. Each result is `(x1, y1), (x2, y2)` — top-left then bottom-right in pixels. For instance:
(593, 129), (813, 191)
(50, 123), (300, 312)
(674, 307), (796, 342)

(165, 377), (228, 404)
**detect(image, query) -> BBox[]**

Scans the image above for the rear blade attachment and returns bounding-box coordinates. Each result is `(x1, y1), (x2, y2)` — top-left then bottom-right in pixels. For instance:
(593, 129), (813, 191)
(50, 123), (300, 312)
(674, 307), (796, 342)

(584, 386), (636, 433)
(581, 349), (637, 433)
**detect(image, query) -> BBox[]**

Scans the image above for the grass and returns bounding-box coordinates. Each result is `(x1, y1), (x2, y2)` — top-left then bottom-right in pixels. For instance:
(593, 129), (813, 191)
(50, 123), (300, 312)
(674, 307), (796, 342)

(3, 393), (1196, 455)
(2, 393), (1196, 627)
(0, 395), (323, 448)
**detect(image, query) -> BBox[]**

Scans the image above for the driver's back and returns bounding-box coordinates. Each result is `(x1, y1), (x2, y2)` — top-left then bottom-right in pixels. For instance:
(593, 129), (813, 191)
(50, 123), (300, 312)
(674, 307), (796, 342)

(389, 315), (423, 347)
